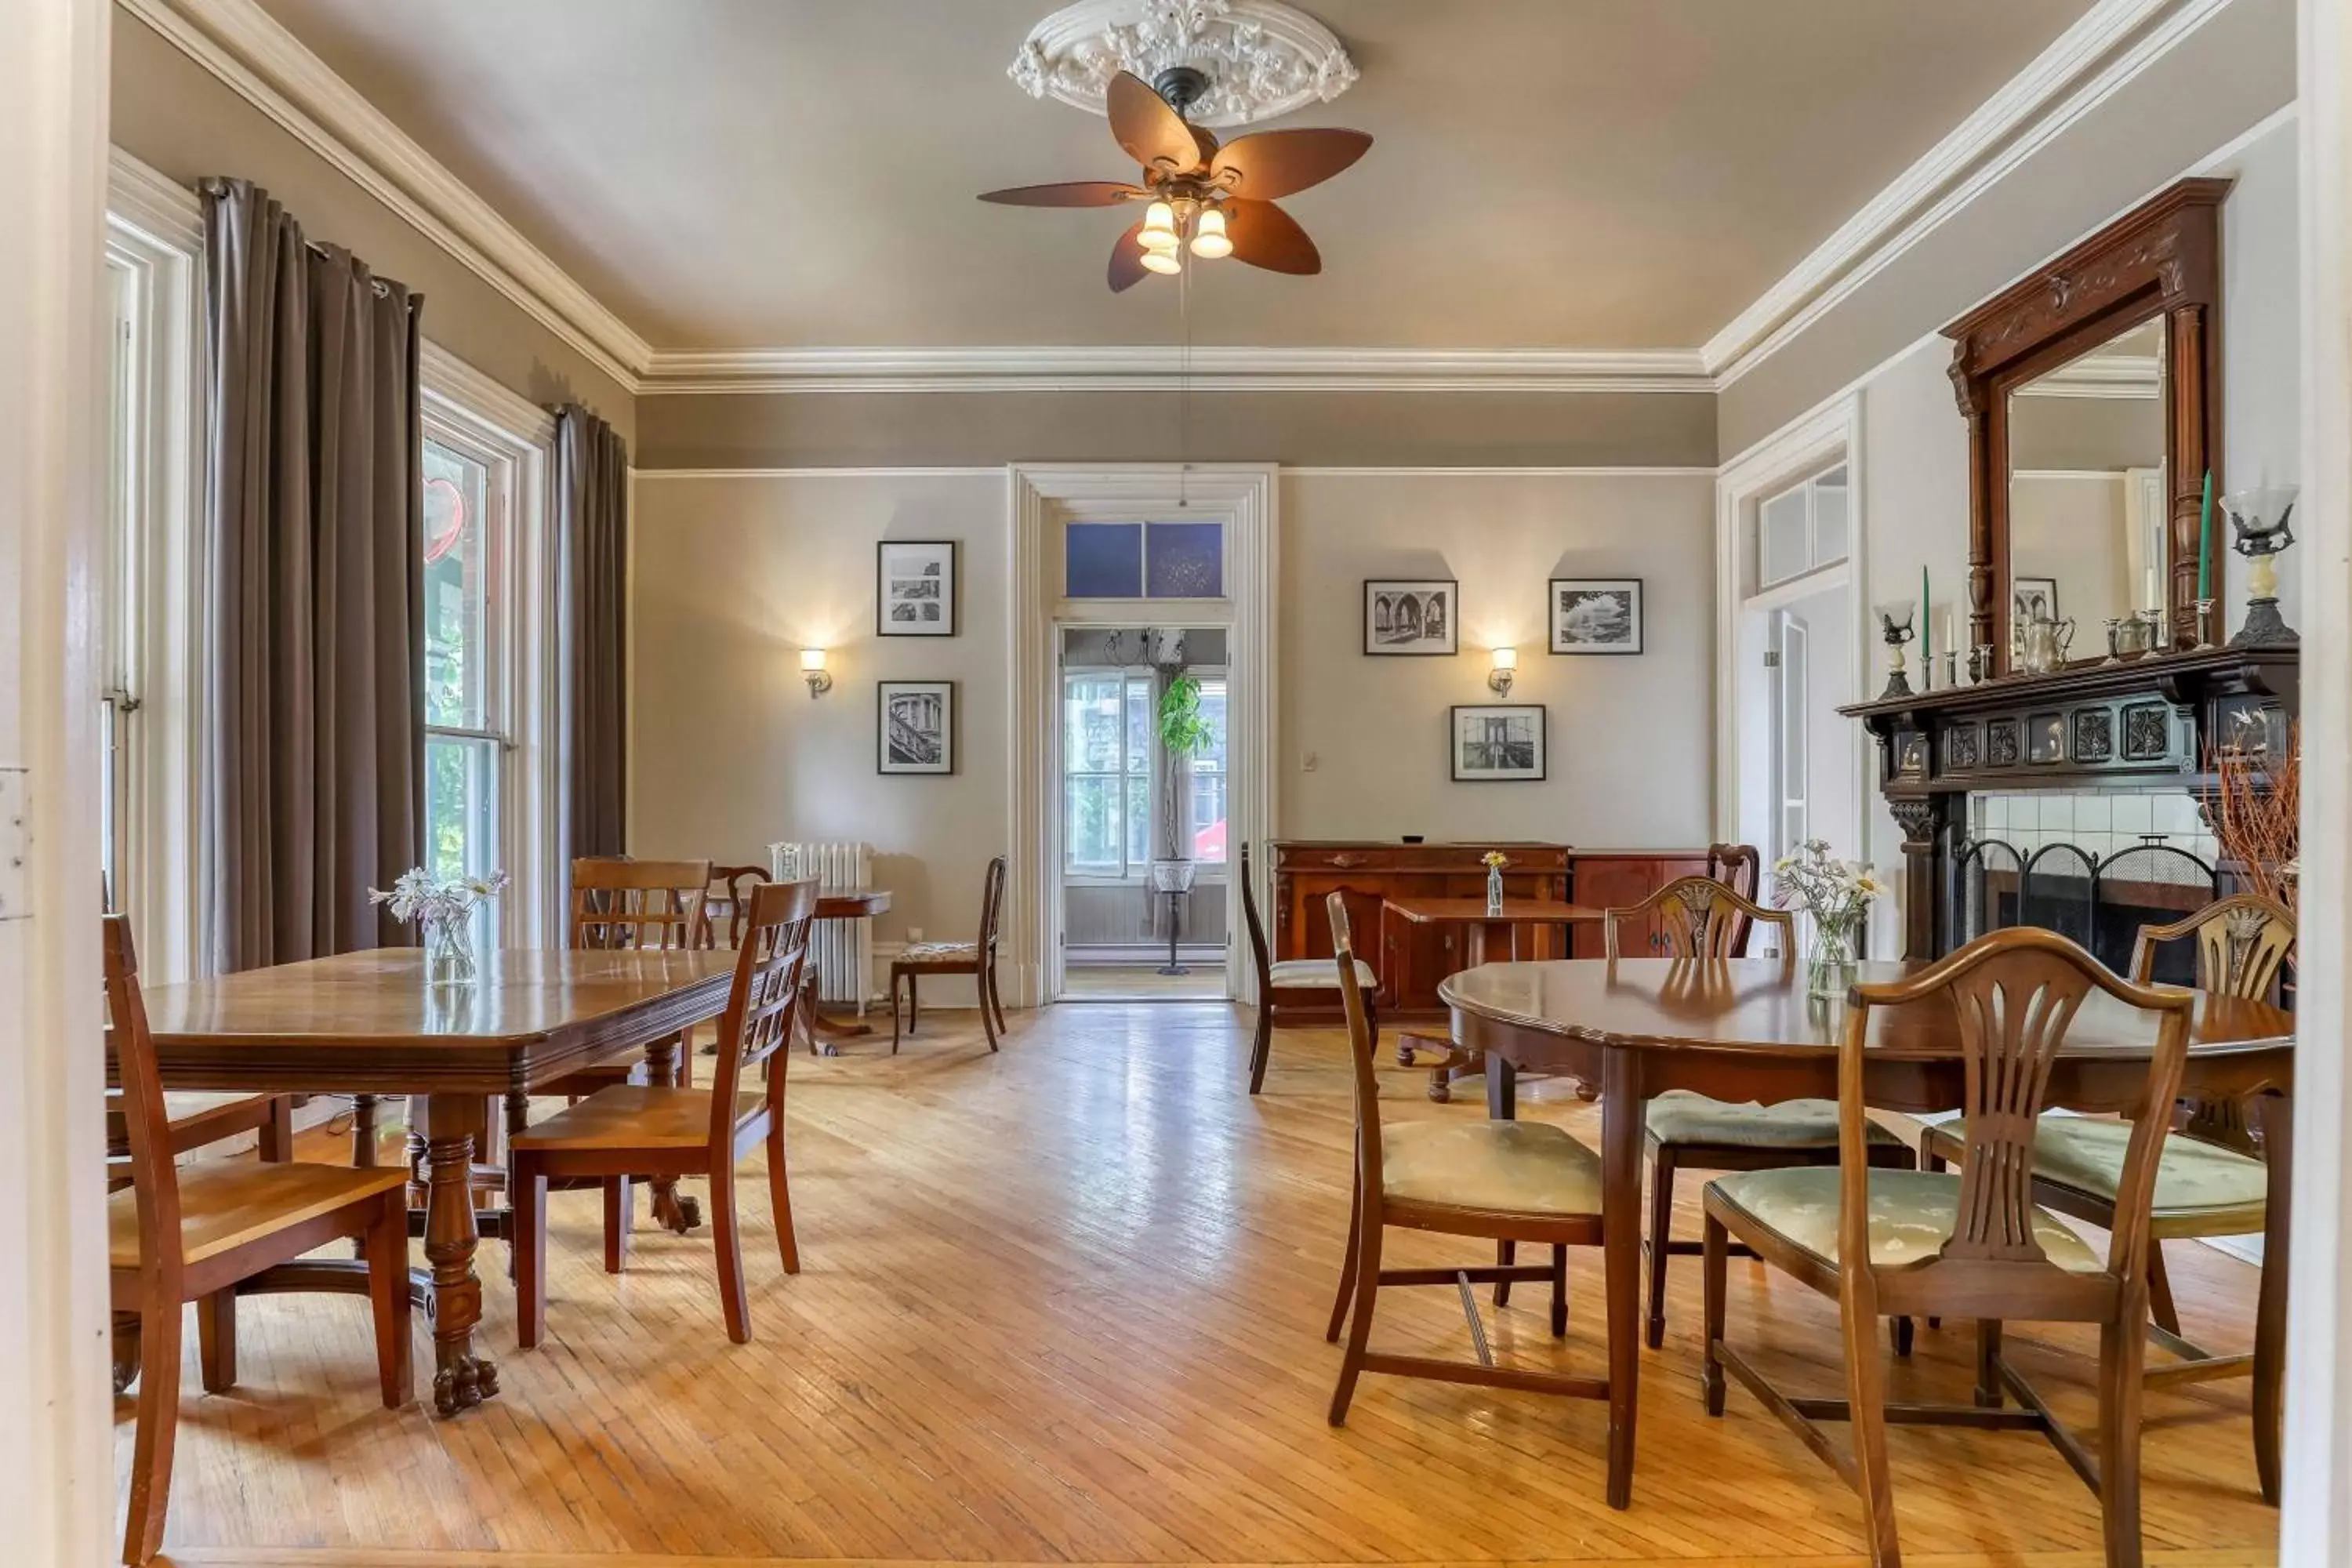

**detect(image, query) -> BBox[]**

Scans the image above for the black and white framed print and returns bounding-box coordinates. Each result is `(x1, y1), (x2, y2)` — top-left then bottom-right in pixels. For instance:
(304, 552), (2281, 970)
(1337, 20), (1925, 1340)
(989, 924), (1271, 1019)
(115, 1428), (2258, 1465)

(877, 681), (954, 774)
(2013, 577), (2060, 624)
(1549, 578), (1643, 654)
(877, 540), (957, 637)
(1363, 579), (1458, 655)
(1450, 704), (1547, 782)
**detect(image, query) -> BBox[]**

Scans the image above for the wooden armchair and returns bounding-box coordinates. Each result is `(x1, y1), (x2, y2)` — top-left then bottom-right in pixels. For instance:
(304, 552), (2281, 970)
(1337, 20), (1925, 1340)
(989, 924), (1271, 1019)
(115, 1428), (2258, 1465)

(1702, 927), (2194, 1568)
(888, 855), (1008, 1053)
(1606, 874), (1915, 1349)
(105, 916), (412, 1566)
(1323, 893), (1605, 1426)
(1918, 891), (2293, 1501)
(1242, 841), (1377, 1094)
(513, 878), (816, 1347)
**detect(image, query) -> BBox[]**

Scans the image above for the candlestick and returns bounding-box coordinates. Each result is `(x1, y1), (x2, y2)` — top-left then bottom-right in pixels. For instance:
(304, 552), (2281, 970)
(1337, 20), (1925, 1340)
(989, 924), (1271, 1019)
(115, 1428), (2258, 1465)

(2198, 469), (2213, 601)
(2143, 566), (2159, 615)
(1920, 567), (1931, 669)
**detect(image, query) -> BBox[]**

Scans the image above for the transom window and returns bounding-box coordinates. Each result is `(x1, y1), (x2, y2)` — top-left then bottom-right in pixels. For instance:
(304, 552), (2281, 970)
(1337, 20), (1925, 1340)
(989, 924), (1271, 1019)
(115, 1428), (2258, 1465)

(1757, 463), (1849, 589)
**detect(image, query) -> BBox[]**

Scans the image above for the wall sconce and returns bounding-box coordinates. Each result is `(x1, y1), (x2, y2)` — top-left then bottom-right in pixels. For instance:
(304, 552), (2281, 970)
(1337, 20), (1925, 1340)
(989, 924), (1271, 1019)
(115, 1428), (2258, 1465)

(1486, 646), (1517, 697)
(799, 648), (833, 698)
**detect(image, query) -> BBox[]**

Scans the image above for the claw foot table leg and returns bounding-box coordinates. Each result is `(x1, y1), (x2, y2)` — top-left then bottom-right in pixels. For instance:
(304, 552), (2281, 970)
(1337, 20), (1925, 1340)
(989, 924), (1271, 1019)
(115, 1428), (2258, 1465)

(419, 1094), (499, 1417)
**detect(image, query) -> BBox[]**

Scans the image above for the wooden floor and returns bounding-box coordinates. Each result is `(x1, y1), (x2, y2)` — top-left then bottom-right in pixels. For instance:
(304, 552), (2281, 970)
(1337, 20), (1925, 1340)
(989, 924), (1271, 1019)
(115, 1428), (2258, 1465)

(1060, 962), (1229, 1000)
(137, 1004), (2280, 1567)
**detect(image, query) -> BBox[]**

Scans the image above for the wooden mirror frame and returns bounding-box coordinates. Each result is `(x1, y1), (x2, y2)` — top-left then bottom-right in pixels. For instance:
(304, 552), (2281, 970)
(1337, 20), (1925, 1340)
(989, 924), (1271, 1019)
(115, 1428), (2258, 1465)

(1943, 178), (2228, 672)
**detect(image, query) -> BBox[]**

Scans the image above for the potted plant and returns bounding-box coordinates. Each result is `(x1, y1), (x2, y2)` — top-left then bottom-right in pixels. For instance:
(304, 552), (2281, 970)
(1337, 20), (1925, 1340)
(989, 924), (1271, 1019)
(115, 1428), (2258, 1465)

(1151, 666), (1215, 898)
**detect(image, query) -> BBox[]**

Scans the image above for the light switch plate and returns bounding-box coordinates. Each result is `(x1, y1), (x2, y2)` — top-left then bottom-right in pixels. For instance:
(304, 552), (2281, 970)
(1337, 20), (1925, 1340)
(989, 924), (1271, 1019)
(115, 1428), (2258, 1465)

(0, 768), (27, 921)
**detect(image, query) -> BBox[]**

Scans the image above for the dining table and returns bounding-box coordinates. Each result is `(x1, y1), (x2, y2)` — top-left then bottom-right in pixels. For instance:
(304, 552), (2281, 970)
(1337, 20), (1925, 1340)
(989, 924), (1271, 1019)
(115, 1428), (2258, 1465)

(1442, 955), (2296, 1511)
(139, 946), (740, 1416)
(1381, 894), (1603, 966)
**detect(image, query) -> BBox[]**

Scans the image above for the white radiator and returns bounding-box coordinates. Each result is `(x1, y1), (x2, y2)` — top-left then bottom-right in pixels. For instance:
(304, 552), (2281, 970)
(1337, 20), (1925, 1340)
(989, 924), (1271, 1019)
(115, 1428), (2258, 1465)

(768, 839), (874, 1011)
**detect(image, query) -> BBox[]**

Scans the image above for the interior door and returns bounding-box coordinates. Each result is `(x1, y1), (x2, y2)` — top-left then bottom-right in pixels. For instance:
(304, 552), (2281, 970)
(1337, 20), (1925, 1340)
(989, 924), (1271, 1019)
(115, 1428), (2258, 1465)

(1771, 608), (1810, 863)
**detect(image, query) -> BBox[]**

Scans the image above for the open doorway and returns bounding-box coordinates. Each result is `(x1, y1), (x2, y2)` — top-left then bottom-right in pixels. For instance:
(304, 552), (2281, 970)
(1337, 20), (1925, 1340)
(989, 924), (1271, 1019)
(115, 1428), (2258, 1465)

(1057, 625), (1230, 1000)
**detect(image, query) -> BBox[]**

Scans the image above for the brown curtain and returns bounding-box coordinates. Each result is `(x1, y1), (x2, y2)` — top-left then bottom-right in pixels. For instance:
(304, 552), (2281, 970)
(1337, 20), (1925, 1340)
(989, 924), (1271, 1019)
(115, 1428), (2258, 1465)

(557, 405), (629, 858)
(201, 178), (426, 973)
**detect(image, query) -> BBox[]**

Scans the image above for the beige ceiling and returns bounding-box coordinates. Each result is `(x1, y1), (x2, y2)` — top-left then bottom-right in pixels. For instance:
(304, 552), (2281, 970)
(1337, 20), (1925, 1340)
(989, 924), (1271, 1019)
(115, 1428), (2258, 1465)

(254, 0), (2098, 352)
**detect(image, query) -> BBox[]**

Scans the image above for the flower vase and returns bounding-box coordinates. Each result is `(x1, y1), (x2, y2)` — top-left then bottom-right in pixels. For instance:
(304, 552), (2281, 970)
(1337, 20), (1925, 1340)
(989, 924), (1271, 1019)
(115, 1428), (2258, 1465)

(1486, 866), (1505, 916)
(1806, 915), (1858, 1000)
(423, 914), (477, 987)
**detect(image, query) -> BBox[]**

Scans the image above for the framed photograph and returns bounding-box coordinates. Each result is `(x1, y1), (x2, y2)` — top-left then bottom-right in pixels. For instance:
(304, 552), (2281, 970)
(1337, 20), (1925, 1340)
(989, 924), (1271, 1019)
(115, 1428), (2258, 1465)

(1549, 578), (1643, 654)
(2013, 577), (2060, 624)
(1363, 579), (1458, 655)
(1450, 703), (1547, 782)
(877, 540), (957, 637)
(877, 681), (954, 775)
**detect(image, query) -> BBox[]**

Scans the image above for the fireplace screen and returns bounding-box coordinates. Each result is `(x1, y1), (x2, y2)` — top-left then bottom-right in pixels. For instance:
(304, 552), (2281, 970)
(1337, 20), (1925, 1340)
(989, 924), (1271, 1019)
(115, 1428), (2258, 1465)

(1949, 834), (2218, 973)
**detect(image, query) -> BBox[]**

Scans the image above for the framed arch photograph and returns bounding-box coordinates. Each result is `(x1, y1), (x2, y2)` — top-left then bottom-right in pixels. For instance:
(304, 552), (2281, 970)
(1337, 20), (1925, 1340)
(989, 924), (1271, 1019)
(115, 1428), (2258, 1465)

(1363, 579), (1457, 655)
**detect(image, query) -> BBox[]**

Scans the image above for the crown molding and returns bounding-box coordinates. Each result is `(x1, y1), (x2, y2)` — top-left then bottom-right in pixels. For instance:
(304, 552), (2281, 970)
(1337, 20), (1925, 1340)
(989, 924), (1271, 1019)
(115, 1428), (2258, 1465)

(1703, 0), (2235, 387)
(107, 147), (205, 251)
(637, 345), (1713, 396)
(119, 0), (652, 390)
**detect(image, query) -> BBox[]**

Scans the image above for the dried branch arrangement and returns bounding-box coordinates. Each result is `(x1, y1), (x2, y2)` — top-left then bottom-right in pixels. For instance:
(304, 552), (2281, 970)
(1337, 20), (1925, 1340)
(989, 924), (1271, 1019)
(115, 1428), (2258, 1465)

(2212, 723), (2299, 904)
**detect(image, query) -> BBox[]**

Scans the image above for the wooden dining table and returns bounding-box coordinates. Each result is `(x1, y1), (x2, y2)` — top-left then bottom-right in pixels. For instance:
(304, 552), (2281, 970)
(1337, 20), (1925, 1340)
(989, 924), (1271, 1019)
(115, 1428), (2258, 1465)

(1382, 894), (1603, 966)
(1443, 956), (2296, 1511)
(140, 946), (739, 1416)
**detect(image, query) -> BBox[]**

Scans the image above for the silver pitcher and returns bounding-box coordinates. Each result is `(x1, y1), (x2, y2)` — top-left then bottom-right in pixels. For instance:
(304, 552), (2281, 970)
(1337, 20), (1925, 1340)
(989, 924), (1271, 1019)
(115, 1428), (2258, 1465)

(2018, 608), (2076, 674)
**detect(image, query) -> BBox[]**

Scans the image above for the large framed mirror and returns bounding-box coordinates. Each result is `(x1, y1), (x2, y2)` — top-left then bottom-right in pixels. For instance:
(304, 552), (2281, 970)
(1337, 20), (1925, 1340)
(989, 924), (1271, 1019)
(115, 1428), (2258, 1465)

(1944, 179), (2227, 672)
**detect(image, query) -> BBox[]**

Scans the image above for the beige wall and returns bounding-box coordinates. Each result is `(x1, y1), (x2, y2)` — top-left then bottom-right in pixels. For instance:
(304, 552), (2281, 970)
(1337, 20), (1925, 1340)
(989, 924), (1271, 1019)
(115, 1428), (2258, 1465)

(111, 7), (637, 440)
(1276, 472), (1715, 848)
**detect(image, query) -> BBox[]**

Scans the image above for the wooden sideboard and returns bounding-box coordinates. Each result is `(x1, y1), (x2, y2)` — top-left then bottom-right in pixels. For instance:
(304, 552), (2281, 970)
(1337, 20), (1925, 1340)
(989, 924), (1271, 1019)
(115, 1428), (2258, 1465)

(1267, 840), (1713, 1018)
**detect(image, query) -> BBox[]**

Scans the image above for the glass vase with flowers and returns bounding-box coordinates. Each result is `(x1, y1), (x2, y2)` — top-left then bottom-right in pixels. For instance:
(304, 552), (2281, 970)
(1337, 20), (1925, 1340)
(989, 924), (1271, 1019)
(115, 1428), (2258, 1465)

(1771, 840), (1883, 998)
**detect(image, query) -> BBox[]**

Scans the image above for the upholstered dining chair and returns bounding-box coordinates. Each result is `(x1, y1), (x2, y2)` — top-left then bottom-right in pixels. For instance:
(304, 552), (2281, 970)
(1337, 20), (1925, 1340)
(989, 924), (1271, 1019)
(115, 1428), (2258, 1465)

(1918, 891), (2294, 1502)
(1241, 841), (1377, 1094)
(1323, 891), (1605, 1425)
(513, 877), (817, 1348)
(1700, 926), (2194, 1568)
(105, 916), (413, 1566)
(888, 855), (1008, 1052)
(1606, 875), (1916, 1349)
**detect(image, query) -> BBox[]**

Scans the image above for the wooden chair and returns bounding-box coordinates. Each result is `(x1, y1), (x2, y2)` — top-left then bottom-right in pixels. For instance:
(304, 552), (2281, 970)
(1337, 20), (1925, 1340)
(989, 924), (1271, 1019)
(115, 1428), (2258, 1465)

(888, 855), (1008, 1054)
(1918, 891), (2293, 1502)
(512, 877), (817, 1347)
(1705, 841), (1763, 956)
(1242, 841), (1377, 1094)
(1323, 892), (1605, 1426)
(700, 862), (771, 950)
(1701, 927), (2194, 1568)
(1608, 875), (1916, 1349)
(104, 915), (412, 1566)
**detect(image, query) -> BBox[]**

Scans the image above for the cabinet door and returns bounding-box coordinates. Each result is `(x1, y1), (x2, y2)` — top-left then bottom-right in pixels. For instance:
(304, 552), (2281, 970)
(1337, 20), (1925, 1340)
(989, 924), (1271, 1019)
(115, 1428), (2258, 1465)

(1573, 859), (1664, 958)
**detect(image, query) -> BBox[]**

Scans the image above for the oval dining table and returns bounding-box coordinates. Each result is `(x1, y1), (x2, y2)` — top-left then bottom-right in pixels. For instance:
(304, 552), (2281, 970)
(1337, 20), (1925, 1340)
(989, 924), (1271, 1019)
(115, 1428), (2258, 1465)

(1441, 955), (2296, 1511)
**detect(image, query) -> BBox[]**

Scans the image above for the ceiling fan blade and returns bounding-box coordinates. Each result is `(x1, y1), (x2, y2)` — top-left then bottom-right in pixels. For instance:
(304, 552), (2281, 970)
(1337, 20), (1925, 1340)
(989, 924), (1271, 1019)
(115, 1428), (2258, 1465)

(1108, 69), (1206, 174)
(1221, 198), (1320, 274)
(978, 180), (1145, 207)
(1210, 129), (1372, 199)
(1109, 220), (1149, 292)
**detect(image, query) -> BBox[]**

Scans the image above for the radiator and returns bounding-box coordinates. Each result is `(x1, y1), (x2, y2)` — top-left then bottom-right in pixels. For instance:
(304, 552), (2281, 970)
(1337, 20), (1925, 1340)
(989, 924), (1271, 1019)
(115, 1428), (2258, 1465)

(768, 840), (874, 1011)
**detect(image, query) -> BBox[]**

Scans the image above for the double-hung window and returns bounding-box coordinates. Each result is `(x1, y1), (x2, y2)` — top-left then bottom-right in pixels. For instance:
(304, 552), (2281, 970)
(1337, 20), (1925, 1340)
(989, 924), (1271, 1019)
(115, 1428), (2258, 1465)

(1062, 671), (1153, 878)
(421, 429), (509, 946)
(1187, 676), (1229, 867)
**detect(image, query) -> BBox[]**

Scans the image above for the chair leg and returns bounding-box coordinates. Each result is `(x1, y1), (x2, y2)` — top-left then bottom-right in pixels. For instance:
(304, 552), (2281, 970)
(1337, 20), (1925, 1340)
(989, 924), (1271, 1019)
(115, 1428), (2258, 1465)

(365, 1194), (413, 1406)
(352, 1093), (381, 1167)
(2099, 1291), (2151, 1568)
(978, 967), (1001, 1054)
(907, 974), (919, 1035)
(987, 956), (1009, 1035)
(122, 1297), (181, 1566)
(891, 972), (904, 1054)
(258, 1096), (296, 1163)
(1324, 1171), (1360, 1343)
(2253, 1216), (2288, 1505)
(1366, 996), (1380, 1060)
(1246, 1001), (1274, 1095)
(2145, 1239), (2181, 1336)
(1646, 1146), (1676, 1349)
(1975, 1319), (2004, 1408)
(1701, 1212), (1728, 1416)
(1843, 1282), (1902, 1568)
(111, 1312), (142, 1396)
(603, 1176), (632, 1274)
(1494, 1239), (1515, 1308)
(767, 1117), (800, 1275)
(1327, 1209), (1383, 1425)
(514, 1165), (548, 1350)
(1550, 1243), (1568, 1338)
(710, 1160), (751, 1344)
(195, 1290), (236, 1394)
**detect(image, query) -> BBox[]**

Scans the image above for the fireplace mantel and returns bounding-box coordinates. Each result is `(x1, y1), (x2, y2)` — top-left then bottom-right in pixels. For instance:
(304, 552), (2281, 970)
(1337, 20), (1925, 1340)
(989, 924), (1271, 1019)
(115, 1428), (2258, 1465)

(1840, 646), (2298, 956)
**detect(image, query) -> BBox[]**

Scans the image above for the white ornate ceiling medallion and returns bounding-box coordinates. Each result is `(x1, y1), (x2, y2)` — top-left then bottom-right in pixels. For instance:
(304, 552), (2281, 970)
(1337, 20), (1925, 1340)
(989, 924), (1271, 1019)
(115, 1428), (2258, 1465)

(1008, 0), (1358, 129)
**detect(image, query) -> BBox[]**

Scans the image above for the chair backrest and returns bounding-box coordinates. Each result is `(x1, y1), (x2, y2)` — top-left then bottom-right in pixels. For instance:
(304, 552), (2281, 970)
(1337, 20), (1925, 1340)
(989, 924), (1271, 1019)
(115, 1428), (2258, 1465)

(103, 915), (183, 1281)
(1706, 842), (1763, 956)
(569, 857), (712, 951)
(1238, 841), (1273, 989)
(1843, 927), (2191, 1294)
(978, 855), (1008, 956)
(701, 862), (771, 950)
(1328, 891), (1386, 1194)
(2129, 892), (2296, 1002)
(704, 878), (820, 1147)
(1605, 875), (1791, 961)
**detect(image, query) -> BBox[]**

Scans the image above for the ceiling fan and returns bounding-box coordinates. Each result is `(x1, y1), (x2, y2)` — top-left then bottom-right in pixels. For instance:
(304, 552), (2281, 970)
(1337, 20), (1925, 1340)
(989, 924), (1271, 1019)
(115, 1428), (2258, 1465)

(978, 66), (1372, 292)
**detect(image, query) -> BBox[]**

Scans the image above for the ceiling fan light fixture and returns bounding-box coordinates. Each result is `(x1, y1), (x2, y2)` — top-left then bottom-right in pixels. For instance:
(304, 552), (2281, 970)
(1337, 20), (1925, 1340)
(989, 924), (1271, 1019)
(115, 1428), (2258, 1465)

(1189, 205), (1232, 259)
(1140, 200), (1181, 252)
(1139, 246), (1183, 276)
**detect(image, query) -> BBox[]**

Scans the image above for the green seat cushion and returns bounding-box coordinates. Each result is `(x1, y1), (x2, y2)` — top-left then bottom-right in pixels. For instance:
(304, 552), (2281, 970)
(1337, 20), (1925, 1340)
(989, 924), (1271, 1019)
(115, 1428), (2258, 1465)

(1268, 956), (1377, 989)
(1646, 1090), (1904, 1150)
(1707, 1167), (2104, 1272)
(1382, 1120), (1602, 1218)
(1933, 1116), (2267, 1237)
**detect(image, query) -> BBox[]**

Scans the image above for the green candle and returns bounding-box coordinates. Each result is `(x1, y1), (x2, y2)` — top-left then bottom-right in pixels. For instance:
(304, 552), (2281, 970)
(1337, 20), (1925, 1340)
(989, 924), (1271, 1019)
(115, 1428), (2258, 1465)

(2198, 469), (2213, 600)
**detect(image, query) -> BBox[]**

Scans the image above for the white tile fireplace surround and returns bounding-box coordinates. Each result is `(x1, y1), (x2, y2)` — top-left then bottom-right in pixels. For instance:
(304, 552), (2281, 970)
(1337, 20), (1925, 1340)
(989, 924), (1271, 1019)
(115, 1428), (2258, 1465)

(1969, 787), (2219, 866)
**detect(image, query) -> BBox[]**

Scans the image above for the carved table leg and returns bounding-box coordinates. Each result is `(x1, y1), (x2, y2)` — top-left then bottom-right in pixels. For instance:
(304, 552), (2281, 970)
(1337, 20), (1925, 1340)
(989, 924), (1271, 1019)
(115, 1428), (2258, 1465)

(643, 1035), (701, 1233)
(416, 1093), (498, 1417)
(1599, 1046), (1644, 1509)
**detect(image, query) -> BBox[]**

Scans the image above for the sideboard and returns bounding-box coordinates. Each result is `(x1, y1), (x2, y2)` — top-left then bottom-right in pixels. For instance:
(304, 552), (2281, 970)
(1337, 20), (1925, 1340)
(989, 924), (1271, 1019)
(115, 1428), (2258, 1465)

(1266, 840), (1714, 1018)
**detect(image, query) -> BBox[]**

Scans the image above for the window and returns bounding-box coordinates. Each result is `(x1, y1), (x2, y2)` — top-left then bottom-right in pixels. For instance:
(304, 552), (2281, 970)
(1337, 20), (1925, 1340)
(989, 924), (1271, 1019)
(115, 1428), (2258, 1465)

(1064, 520), (1226, 598)
(1062, 671), (1153, 877)
(1757, 464), (1849, 589)
(1189, 676), (1228, 865)
(421, 430), (511, 944)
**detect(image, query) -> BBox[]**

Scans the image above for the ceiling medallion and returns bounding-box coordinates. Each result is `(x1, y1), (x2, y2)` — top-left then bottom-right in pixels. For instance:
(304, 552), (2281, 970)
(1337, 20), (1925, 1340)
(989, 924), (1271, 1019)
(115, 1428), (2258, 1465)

(1008, 0), (1358, 129)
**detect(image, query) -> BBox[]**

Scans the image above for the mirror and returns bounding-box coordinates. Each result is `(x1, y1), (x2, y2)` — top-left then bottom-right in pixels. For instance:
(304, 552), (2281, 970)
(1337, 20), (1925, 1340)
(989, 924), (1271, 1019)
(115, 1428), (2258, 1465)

(2004, 318), (2169, 648)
